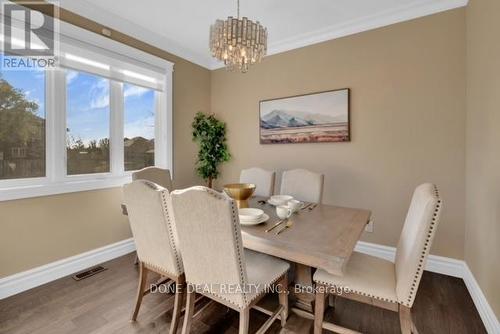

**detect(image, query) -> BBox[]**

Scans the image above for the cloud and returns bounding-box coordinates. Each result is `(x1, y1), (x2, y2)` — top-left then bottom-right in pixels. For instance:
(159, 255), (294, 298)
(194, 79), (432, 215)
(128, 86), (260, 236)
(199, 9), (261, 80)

(67, 71), (79, 85)
(124, 85), (150, 98)
(23, 90), (41, 108)
(90, 94), (109, 109)
(90, 78), (110, 109)
(124, 115), (155, 139)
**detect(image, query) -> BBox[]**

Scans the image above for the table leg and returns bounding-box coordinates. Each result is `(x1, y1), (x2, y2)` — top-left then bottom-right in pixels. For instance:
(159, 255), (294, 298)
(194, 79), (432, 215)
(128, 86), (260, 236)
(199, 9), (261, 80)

(291, 263), (315, 313)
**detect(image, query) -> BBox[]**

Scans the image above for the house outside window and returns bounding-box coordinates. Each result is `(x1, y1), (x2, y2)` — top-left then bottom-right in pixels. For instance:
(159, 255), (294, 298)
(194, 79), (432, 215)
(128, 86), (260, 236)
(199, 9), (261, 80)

(0, 13), (173, 201)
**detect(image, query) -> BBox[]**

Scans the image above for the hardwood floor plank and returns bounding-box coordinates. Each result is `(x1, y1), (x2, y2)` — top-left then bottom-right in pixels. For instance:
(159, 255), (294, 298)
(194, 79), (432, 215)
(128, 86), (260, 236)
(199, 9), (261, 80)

(0, 253), (487, 334)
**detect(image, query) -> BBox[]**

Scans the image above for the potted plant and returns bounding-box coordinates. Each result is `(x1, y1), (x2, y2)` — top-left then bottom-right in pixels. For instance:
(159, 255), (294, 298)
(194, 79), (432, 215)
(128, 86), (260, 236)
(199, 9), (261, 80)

(192, 112), (231, 188)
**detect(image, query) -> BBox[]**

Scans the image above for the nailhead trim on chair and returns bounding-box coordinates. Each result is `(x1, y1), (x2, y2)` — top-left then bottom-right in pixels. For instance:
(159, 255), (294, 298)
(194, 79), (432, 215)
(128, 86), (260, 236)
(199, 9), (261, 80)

(245, 267), (290, 306)
(313, 278), (398, 304)
(229, 198), (249, 307)
(141, 261), (177, 277)
(227, 190), (289, 307)
(136, 180), (183, 276)
(402, 185), (442, 307)
(188, 187), (249, 309)
(314, 185), (442, 308)
(160, 190), (183, 275)
(183, 187), (289, 309)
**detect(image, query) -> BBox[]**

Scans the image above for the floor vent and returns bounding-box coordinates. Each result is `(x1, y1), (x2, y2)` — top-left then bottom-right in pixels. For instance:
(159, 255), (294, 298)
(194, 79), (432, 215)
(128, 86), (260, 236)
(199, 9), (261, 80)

(72, 266), (107, 281)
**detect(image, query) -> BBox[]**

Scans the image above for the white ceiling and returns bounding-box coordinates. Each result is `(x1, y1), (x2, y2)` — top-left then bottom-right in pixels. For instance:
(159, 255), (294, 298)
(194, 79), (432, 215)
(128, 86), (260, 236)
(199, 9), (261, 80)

(59, 0), (467, 69)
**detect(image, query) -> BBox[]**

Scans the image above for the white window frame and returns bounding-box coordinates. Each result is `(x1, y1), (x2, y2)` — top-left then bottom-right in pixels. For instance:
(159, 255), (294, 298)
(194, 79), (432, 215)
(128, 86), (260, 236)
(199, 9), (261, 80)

(0, 18), (173, 202)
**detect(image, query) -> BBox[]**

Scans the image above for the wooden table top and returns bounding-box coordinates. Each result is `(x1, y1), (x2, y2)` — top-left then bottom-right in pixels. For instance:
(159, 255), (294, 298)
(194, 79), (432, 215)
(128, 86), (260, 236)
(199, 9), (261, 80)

(241, 197), (371, 276)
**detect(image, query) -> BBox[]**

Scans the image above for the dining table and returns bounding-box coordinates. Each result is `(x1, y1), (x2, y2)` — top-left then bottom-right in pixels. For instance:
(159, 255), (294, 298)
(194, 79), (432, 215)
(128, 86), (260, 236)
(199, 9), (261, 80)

(121, 195), (371, 318)
(241, 197), (371, 317)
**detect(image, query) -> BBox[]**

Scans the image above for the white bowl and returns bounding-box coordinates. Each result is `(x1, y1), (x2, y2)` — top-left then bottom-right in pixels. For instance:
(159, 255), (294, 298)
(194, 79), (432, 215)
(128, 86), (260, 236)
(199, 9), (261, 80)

(238, 208), (264, 221)
(269, 195), (293, 206)
(240, 213), (269, 226)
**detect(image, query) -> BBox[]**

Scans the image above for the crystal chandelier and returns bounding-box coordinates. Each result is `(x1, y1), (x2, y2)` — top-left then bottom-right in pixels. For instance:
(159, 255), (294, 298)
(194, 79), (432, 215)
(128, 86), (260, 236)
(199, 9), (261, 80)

(209, 0), (268, 73)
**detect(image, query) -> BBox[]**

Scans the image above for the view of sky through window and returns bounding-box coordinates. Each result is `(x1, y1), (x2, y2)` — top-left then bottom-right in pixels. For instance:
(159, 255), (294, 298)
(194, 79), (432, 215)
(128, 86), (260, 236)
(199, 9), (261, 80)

(124, 83), (155, 171)
(1, 62), (160, 179)
(66, 70), (110, 175)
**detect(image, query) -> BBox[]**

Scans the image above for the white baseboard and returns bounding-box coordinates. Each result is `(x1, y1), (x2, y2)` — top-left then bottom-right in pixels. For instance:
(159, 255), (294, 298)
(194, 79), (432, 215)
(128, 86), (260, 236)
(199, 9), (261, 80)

(355, 241), (465, 277)
(0, 238), (136, 300)
(462, 263), (500, 334)
(0, 238), (497, 333)
(355, 241), (499, 334)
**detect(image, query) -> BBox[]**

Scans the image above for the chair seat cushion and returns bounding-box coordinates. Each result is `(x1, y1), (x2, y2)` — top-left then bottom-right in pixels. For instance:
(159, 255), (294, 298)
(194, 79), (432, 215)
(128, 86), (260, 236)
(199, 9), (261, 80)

(244, 249), (290, 305)
(313, 252), (397, 303)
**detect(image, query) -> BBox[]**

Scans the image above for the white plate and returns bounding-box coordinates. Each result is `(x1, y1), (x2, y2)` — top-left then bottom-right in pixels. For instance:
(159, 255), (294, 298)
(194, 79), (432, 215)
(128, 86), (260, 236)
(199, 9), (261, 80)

(239, 213), (269, 226)
(267, 199), (306, 210)
(238, 208), (264, 221)
(267, 199), (286, 206)
(268, 195), (293, 206)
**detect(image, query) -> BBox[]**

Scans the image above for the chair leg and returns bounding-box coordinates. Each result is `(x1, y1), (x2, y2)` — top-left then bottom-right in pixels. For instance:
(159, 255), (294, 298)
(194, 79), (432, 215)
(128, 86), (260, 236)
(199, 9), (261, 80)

(169, 281), (185, 334)
(278, 275), (289, 327)
(328, 294), (336, 308)
(399, 304), (416, 334)
(131, 262), (148, 321)
(412, 321), (420, 334)
(239, 308), (250, 334)
(314, 284), (326, 334)
(181, 288), (196, 334)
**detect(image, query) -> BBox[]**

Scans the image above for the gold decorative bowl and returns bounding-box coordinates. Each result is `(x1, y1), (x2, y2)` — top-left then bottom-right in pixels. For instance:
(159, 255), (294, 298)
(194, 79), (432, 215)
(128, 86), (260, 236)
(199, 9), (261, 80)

(223, 183), (256, 208)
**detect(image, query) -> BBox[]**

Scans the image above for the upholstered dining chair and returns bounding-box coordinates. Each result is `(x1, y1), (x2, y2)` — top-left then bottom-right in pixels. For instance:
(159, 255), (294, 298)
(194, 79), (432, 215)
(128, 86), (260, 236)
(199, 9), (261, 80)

(240, 167), (276, 197)
(129, 167), (174, 264)
(132, 166), (173, 190)
(280, 168), (324, 203)
(171, 186), (290, 334)
(123, 180), (184, 334)
(313, 183), (442, 334)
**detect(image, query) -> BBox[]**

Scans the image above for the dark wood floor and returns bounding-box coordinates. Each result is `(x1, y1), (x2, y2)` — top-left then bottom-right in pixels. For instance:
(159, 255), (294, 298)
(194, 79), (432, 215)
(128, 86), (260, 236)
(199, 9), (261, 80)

(0, 253), (486, 334)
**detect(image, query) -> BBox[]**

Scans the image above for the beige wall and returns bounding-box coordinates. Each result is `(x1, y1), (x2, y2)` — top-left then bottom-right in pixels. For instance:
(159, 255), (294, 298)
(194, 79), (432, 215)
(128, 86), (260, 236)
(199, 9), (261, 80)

(171, 58), (211, 189)
(0, 189), (129, 276)
(211, 9), (466, 259)
(2, 2), (497, 320)
(465, 0), (500, 317)
(0, 8), (211, 278)
(0, 8), (472, 277)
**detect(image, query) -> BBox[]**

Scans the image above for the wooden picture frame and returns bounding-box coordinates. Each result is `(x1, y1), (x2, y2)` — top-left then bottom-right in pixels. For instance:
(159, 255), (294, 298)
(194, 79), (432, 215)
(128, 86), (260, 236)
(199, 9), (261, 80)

(259, 88), (350, 144)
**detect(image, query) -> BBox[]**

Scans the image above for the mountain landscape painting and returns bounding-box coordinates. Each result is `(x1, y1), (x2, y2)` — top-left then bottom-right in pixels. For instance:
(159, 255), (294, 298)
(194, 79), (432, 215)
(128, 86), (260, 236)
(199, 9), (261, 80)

(260, 88), (350, 144)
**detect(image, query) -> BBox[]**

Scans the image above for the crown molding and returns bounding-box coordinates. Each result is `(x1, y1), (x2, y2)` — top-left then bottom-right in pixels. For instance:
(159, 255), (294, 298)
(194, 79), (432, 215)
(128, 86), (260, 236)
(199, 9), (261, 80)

(210, 0), (468, 70)
(58, 0), (213, 69)
(59, 0), (467, 71)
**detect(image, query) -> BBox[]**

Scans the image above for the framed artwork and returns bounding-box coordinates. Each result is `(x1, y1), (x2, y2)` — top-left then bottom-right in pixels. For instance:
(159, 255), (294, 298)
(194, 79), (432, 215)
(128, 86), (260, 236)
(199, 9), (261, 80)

(259, 88), (350, 144)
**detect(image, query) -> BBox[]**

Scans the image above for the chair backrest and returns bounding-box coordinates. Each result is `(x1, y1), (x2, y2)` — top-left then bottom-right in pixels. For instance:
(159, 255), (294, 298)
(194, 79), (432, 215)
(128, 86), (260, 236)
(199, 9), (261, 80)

(394, 183), (442, 307)
(132, 167), (173, 191)
(123, 180), (183, 277)
(171, 186), (250, 309)
(280, 168), (324, 203)
(240, 167), (276, 197)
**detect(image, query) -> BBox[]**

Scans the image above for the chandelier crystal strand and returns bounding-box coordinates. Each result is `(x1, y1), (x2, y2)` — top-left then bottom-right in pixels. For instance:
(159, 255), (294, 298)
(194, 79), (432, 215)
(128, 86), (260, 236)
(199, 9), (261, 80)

(209, 0), (267, 73)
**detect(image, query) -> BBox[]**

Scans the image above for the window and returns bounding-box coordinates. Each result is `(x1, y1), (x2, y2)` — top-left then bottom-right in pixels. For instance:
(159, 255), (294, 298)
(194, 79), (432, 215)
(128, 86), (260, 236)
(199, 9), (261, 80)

(66, 71), (110, 175)
(124, 83), (155, 171)
(0, 60), (46, 180)
(0, 26), (173, 201)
